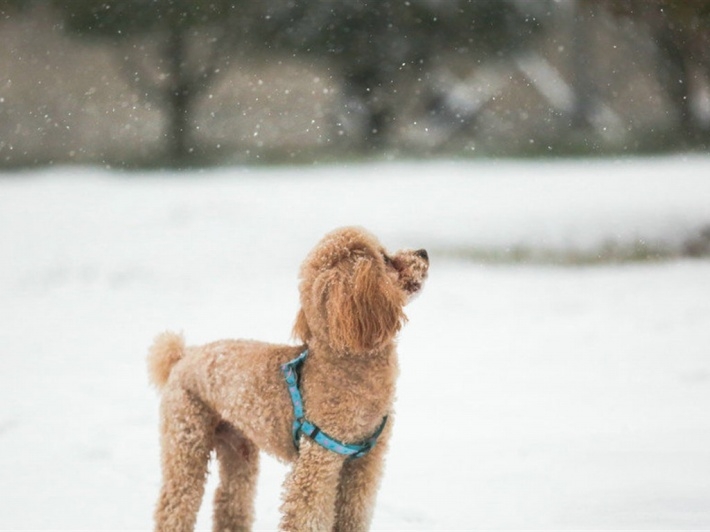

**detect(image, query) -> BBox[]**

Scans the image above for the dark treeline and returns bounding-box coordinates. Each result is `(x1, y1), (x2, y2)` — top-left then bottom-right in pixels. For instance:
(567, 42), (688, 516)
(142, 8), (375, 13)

(1, 0), (709, 168)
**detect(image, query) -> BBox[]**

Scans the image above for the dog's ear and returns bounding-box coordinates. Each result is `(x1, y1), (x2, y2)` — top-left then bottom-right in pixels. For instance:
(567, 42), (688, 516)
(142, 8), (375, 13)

(292, 307), (311, 343)
(326, 256), (406, 353)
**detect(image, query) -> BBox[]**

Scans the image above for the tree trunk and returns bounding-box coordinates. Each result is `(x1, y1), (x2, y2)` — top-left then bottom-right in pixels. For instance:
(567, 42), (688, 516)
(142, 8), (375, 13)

(362, 107), (391, 151)
(345, 71), (392, 152)
(655, 28), (700, 142)
(166, 27), (193, 166)
(569, 0), (596, 130)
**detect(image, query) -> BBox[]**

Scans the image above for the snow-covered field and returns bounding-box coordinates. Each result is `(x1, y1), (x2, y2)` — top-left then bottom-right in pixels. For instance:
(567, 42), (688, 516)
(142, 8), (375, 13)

(1, 156), (709, 530)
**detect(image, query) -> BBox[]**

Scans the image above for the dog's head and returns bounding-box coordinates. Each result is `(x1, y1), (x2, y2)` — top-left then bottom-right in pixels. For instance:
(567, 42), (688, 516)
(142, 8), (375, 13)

(293, 227), (429, 354)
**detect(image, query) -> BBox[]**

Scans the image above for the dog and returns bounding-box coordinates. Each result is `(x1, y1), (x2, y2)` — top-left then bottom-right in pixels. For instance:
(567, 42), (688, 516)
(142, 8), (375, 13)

(147, 226), (428, 531)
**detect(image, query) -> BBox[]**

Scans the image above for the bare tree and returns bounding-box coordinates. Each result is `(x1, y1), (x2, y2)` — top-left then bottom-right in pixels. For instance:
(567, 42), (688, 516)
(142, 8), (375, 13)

(599, 0), (710, 140)
(266, 0), (553, 151)
(54, 0), (262, 166)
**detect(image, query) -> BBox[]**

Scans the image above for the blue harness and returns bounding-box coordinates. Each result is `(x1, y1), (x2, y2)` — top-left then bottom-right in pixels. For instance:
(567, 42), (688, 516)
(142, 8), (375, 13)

(281, 349), (388, 459)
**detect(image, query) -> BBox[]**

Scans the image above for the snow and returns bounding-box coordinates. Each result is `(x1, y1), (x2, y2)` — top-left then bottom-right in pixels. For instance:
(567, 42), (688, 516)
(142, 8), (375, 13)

(1, 156), (709, 530)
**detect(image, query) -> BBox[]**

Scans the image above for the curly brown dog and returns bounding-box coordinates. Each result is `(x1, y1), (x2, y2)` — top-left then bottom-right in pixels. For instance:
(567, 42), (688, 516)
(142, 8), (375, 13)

(147, 226), (429, 531)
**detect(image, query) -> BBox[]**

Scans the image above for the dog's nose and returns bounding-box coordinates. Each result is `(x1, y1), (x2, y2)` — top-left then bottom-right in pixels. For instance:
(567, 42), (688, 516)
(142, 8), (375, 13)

(415, 249), (429, 261)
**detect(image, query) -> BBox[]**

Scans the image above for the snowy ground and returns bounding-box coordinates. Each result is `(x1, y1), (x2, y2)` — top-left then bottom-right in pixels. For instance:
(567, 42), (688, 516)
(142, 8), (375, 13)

(1, 156), (709, 530)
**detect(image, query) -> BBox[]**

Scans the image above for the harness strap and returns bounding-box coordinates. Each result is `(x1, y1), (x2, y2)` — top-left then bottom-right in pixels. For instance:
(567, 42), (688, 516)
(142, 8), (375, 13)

(281, 349), (388, 459)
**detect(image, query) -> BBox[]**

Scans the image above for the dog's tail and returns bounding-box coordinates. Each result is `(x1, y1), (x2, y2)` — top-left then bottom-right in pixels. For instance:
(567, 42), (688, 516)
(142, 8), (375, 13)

(147, 331), (185, 390)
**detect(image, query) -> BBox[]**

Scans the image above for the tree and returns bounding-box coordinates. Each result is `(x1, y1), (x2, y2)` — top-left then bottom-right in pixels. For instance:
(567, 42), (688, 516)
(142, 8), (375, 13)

(54, 0), (261, 165)
(0, 0), (33, 15)
(1, 0), (41, 20)
(267, 0), (552, 151)
(599, 0), (710, 141)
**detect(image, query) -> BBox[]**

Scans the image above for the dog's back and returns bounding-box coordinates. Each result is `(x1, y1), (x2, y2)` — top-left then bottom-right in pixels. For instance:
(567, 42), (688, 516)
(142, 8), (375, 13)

(148, 333), (302, 462)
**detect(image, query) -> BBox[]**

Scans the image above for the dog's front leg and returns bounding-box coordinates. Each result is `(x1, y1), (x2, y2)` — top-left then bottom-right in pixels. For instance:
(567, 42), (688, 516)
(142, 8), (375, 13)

(280, 438), (345, 531)
(333, 425), (391, 532)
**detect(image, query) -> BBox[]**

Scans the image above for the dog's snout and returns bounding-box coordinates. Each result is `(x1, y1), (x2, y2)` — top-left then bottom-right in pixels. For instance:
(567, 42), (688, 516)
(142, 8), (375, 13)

(415, 249), (429, 262)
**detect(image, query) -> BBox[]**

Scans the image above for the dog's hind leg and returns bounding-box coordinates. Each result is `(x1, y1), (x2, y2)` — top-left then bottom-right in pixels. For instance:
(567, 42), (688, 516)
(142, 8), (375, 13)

(212, 422), (260, 532)
(154, 388), (216, 532)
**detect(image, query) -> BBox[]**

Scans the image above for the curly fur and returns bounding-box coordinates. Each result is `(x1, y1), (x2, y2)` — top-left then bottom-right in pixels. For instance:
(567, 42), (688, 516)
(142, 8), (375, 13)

(147, 331), (185, 389)
(148, 226), (428, 532)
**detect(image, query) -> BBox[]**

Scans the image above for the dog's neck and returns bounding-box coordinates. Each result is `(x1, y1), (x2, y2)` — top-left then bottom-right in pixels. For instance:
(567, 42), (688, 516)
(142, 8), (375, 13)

(300, 338), (399, 428)
(305, 337), (397, 366)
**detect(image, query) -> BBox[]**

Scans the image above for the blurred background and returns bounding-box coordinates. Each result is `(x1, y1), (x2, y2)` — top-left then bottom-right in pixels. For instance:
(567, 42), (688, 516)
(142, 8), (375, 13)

(2, 2), (710, 529)
(1, 0), (709, 168)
